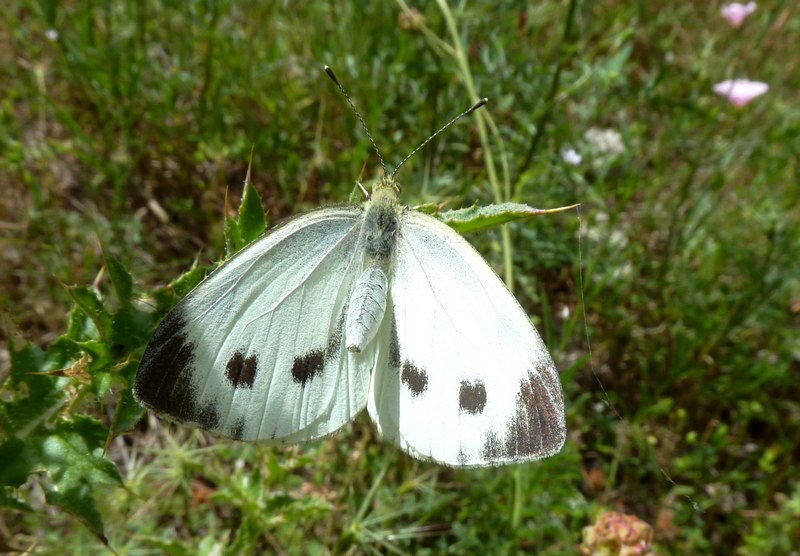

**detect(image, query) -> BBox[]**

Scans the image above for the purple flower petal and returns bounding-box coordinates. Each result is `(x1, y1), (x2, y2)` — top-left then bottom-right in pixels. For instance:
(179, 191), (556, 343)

(720, 2), (757, 28)
(713, 79), (769, 107)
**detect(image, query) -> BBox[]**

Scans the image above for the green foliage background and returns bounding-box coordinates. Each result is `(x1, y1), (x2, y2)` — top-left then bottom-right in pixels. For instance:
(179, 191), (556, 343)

(2, 0), (799, 553)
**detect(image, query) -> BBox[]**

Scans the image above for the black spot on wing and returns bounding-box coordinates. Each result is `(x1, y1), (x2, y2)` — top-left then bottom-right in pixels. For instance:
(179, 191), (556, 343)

(291, 349), (325, 386)
(401, 361), (428, 397)
(459, 380), (487, 415)
(291, 307), (346, 387)
(388, 312), (400, 369)
(479, 363), (565, 462)
(326, 307), (346, 359)
(481, 431), (502, 461)
(225, 351), (258, 389)
(196, 402), (220, 430)
(504, 364), (565, 458)
(134, 311), (199, 421)
(230, 418), (246, 440)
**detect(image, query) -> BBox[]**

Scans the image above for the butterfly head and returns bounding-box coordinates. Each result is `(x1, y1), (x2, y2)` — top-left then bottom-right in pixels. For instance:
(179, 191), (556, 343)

(375, 174), (400, 193)
(370, 175), (401, 206)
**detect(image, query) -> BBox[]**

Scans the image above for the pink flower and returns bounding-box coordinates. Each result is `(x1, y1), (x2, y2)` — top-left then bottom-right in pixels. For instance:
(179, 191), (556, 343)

(581, 511), (655, 556)
(720, 2), (757, 27)
(713, 79), (769, 107)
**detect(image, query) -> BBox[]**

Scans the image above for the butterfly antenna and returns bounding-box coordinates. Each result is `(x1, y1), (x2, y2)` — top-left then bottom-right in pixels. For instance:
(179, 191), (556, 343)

(391, 97), (488, 179)
(324, 65), (387, 176)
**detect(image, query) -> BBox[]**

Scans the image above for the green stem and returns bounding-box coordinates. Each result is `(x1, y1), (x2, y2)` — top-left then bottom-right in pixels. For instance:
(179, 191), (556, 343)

(514, 0), (578, 190)
(433, 0), (515, 288)
(511, 466), (523, 529)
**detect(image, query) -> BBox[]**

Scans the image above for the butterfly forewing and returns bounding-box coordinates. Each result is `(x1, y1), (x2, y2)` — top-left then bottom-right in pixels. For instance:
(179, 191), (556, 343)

(134, 206), (373, 442)
(368, 210), (566, 466)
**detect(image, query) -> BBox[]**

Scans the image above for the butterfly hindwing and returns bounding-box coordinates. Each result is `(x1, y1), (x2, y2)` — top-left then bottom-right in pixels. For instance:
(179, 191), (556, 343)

(368, 210), (566, 466)
(134, 206), (376, 443)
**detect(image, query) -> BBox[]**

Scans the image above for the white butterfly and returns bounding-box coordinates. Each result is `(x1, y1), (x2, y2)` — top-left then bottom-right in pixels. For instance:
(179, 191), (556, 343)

(134, 73), (566, 467)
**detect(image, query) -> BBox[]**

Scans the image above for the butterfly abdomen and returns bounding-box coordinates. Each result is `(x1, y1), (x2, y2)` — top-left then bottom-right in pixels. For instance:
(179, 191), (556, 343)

(345, 266), (388, 352)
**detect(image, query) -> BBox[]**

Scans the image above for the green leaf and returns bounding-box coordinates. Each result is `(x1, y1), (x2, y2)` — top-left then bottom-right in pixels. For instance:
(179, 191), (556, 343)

(104, 254), (134, 303)
(224, 212), (242, 258)
(8, 340), (49, 383)
(67, 286), (111, 339)
(412, 202), (439, 215)
(228, 516), (260, 554)
(109, 304), (158, 355)
(109, 384), (146, 439)
(223, 180), (268, 257)
(169, 263), (209, 299)
(39, 415), (123, 542)
(48, 336), (87, 365)
(434, 202), (578, 235)
(91, 371), (113, 399)
(4, 342), (65, 436)
(62, 302), (95, 342)
(40, 416), (123, 487)
(603, 42), (632, 80)
(75, 339), (108, 363)
(150, 263), (210, 313)
(0, 438), (36, 487)
(42, 476), (108, 546)
(109, 360), (144, 439)
(237, 180), (267, 247)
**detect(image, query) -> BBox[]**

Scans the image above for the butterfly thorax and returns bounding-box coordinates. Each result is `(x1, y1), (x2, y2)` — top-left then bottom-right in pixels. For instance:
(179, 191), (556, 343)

(361, 176), (401, 262)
